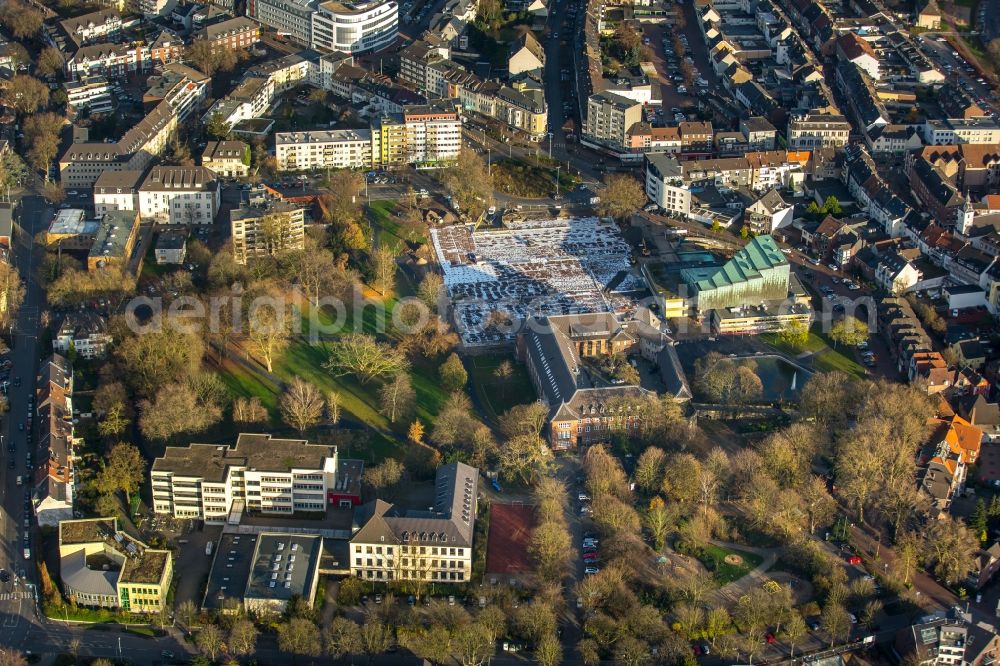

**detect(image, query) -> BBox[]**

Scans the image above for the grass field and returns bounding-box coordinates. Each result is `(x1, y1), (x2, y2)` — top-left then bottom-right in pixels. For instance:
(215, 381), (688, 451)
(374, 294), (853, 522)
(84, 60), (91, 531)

(698, 544), (764, 586)
(761, 326), (867, 379)
(759, 330), (827, 356)
(215, 358), (281, 420)
(467, 353), (537, 424)
(367, 200), (427, 255)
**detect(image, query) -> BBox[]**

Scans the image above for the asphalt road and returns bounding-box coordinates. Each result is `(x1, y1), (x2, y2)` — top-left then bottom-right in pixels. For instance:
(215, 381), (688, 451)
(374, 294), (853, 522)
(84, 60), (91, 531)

(0, 195), (200, 664)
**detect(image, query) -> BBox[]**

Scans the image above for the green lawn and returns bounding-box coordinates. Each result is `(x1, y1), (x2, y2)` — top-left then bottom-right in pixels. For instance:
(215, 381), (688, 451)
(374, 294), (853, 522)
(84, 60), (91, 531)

(760, 330), (827, 356)
(367, 200), (427, 255)
(761, 326), (867, 379)
(698, 544), (764, 586)
(467, 353), (537, 424)
(215, 358), (280, 420)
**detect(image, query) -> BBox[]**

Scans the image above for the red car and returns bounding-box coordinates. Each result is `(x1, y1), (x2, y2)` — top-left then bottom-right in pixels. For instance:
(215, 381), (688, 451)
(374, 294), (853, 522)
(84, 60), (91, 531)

(692, 645), (702, 656)
(766, 633), (776, 644)
(847, 555), (862, 565)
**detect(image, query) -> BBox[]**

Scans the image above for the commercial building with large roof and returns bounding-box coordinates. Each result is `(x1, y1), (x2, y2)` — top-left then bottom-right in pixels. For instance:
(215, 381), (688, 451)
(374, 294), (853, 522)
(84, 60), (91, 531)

(203, 532), (323, 614)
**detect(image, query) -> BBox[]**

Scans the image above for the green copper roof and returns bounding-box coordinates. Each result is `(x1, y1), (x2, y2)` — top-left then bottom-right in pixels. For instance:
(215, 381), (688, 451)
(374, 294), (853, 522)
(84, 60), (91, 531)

(681, 235), (787, 293)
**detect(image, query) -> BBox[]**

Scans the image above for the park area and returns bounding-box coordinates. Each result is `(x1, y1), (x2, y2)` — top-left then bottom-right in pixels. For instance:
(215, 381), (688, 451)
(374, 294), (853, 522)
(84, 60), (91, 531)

(760, 325), (867, 378)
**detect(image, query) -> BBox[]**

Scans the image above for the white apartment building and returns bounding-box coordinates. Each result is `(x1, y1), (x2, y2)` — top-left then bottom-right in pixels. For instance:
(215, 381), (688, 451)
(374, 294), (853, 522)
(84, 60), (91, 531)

(64, 76), (113, 116)
(311, 0), (398, 55)
(350, 462), (477, 584)
(137, 167), (220, 224)
(151, 434), (343, 520)
(645, 153), (692, 216)
(276, 129), (373, 171)
(249, 0), (316, 45)
(93, 170), (143, 216)
(585, 91), (643, 150)
(787, 113), (851, 150)
(201, 140), (250, 178)
(145, 63), (210, 122)
(923, 118), (1000, 145)
(400, 116), (461, 164)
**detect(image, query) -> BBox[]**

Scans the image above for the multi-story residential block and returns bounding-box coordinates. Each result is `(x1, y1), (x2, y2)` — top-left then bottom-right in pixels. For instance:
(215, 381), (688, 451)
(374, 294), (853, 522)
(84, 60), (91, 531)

(311, 0), (399, 54)
(401, 46), (547, 139)
(740, 116), (778, 151)
(53, 312), (111, 359)
(45, 209), (100, 250)
(149, 30), (185, 64)
(33, 354), (75, 526)
(66, 42), (156, 79)
(787, 112), (851, 150)
(277, 129), (373, 171)
(201, 140), (251, 178)
(584, 91), (642, 150)
(93, 170), (143, 217)
(350, 462), (477, 583)
(137, 167), (220, 225)
(627, 124), (681, 154)
(58, 518), (173, 612)
(645, 153), (692, 216)
(55, 8), (126, 48)
(144, 63), (210, 122)
(151, 433), (362, 520)
(88, 209), (140, 271)
(191, 16), (260, 53)
(231, 199), (306, 264)
(248, 0), (316, 45)
(370, 104), (462, 167)
(876, 252), (922, 295)
(744, 189), (792, 235)
(202, 75), (277, 129)
(64, 76), (113, 116)
(398, 36), (450, 91)
(60, 102), (178, 189)
(679, 121), (713, 155)
(507, 31), (544, 76)
(923, 118), (1000, 145)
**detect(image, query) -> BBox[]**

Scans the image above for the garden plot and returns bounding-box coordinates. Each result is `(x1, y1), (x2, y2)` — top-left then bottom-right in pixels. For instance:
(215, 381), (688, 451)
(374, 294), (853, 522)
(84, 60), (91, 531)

(430, 217), (642, 346)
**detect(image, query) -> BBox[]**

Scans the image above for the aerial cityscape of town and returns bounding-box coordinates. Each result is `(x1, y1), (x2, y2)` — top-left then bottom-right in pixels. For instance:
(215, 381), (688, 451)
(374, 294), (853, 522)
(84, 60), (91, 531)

(0, 0), (999, 660)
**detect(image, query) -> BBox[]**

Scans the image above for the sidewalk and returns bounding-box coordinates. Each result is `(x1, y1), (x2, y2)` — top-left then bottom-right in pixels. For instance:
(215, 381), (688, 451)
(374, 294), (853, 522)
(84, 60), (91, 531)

(707, 539), (780, 605)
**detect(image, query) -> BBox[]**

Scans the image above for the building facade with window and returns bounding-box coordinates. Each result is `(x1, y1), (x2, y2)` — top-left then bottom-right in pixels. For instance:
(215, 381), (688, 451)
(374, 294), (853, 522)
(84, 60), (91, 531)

(350, 462), (477, 583)
(137, 166), (221, 225)
(151, 434), (362, 521)
(311, 0), (398, 55)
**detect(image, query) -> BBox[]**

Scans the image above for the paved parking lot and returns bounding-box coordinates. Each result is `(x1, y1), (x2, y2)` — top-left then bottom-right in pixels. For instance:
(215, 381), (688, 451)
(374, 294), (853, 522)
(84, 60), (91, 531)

(171, 523), (223, 611)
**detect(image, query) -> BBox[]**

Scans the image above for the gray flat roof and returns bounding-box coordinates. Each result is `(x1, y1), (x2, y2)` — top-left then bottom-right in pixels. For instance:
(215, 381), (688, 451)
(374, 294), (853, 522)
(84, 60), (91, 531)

(203, 533), (257, 611)
(245, 534), (322, 603)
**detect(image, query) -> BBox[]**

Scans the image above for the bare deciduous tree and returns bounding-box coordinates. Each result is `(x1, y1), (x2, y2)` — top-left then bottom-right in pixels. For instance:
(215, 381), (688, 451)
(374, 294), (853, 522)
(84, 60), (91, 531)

(280, 377), (325, 433)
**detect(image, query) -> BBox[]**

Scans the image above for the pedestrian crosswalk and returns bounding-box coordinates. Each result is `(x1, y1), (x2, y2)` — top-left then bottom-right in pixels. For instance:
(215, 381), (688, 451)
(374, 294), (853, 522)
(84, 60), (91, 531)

(0, 591), (31, 601)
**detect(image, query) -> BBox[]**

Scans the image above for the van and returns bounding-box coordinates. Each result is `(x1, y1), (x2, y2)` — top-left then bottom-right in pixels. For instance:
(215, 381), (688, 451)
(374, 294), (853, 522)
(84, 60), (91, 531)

(15, 475), (21, 486)
(205, 541), (214, 556)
